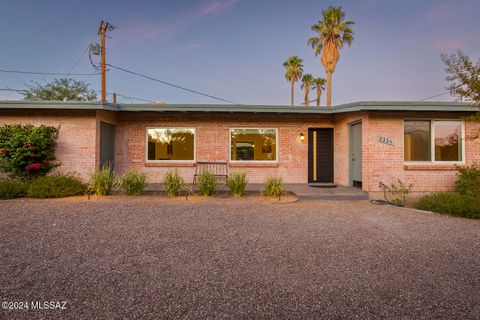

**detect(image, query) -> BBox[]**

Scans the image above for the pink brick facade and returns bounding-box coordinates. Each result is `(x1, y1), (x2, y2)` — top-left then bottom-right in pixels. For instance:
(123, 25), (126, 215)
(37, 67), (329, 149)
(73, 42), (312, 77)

(2, 108), (479, 193)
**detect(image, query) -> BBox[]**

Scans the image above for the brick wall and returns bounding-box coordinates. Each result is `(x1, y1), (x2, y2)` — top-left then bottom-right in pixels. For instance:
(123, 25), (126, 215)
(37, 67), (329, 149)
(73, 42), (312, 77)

(114, 113), (333, 184)
(364, 112), (480, 192)
(0, 109), (97, 180)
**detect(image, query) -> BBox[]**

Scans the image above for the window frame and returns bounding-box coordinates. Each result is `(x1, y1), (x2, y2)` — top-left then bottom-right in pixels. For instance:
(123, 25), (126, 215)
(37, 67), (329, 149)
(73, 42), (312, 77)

(229, 128), (279, 163)
(403, 119), (465, 164)
(145, 127), (196, 163)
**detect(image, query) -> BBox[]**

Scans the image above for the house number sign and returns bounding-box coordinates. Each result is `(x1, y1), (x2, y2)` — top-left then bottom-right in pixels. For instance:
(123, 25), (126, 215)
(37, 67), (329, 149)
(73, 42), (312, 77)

(378, 136), (394, 146)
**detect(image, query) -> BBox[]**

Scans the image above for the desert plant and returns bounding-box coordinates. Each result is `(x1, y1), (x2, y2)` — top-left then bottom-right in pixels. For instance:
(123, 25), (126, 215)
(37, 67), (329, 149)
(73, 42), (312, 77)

(455, 164), (480, 197)
(0, 124), (59, 180)
(117, 170), (147, 196)
(197, 170), (217, 196)
(87, 164), (115, 196)
(416, 192), (480, 219)
(28, 174), (86, 198)
(163, 170), (186, 197)
(382, 179), (413, 206)
(283, 56), (304, 106)
(262, 176), (286, 200)
(226, 172), (248, 197)
(0, 179), (28, 199)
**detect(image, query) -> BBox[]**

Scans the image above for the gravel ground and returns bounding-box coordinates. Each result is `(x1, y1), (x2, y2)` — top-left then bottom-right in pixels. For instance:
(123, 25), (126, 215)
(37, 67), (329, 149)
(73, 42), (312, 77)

(1, 195), (480, 319)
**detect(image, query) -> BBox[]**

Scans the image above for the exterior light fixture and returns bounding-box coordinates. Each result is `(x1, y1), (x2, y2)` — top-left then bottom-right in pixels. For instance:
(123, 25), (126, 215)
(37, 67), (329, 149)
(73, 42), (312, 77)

(300, 133), (305, 142)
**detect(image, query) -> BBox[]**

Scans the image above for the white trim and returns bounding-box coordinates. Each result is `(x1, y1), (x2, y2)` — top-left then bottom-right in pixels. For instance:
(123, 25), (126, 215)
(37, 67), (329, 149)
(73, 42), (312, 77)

(228, 128), (279, 163)
(145, 127), (196, 163)
(403, 119), (465, 165)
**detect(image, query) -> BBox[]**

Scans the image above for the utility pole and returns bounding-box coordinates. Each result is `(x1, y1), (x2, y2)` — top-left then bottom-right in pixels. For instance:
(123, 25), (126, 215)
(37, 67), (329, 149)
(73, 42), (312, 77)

(98, 21), (114, 103)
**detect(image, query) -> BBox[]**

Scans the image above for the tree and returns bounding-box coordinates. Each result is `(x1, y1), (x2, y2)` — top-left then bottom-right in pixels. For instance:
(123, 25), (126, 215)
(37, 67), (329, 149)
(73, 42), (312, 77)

(312, 77), (327, 107)
(22, 78), (97, 101)
(441, 51), (480, 103)
(283, 56), (304, 106)
(301, 74), (314, 106)
(308, 6), (354, 107)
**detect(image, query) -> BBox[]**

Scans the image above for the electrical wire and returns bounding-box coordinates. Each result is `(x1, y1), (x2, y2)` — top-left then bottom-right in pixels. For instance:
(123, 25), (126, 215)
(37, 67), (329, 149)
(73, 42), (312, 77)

(0, 68), (99, 76)
(106, 64), (240, 104)
(417, 92), (450, 101)
(66, 45), (91, 76)
(0, 88), (27, 92)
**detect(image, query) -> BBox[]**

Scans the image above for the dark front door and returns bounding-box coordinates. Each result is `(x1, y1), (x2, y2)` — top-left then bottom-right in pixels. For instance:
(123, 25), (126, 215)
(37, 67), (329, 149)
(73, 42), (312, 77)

(100, 122), (115, 169)
(308, 128), (334, 183)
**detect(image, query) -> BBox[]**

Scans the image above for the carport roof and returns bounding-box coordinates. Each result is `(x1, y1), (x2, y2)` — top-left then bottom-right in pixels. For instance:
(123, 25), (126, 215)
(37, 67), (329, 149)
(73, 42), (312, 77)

(0, 100), (478, 114)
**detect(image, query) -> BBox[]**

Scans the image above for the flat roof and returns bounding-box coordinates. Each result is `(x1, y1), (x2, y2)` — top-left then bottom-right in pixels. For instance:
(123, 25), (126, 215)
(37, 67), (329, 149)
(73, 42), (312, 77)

(0, 100), (478, 114)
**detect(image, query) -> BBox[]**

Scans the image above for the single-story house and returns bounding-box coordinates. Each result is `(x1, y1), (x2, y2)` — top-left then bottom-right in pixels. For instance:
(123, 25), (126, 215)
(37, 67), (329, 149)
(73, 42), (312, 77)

(1, 100), (479, 196)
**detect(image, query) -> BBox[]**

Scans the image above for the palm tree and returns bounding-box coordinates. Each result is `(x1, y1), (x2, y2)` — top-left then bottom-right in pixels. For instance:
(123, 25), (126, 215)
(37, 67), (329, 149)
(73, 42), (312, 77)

(283, 56), (304, 106)
(307, 6), (354, 107)
(301, 74), (314, 106)
(312, 77), (326, 107)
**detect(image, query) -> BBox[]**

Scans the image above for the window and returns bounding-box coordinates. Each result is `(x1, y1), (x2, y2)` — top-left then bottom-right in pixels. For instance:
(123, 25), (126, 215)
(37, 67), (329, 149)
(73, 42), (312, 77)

(147, 128), (195, 161)
(230, 128), (277, 161)
(404, 120), (463, 162)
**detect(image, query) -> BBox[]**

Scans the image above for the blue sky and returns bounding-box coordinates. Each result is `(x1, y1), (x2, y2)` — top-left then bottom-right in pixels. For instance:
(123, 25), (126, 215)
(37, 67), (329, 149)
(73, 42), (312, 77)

(0, 0), (479, 105)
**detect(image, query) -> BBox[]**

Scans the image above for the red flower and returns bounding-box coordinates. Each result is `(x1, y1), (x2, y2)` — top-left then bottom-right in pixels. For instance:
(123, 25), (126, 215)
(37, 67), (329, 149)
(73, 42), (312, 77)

(25, 163), (42, 170)
(0, 149), (7, 155)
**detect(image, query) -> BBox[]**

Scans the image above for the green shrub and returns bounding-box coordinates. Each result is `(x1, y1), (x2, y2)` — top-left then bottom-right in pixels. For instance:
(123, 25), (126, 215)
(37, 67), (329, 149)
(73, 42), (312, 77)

(28, 174), (86, 198)
(385, 179), (413, 206)
(0, 179), (28, 199)
(262, 176), (285, 199)
(87, 164), (115, 196)
(455, 164), (480, 197)
(197, 170), (217, 196)
(416, 192), (480, 219)
(118, 170), (147, 196)
(226, 172), (248, 197)
(0, 124), (59, 180)
(163, 170), (186, 197)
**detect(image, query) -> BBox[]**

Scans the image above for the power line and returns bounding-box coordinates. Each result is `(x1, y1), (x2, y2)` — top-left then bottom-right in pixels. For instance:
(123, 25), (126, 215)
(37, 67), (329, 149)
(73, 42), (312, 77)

(0, 68), (99, 76)
(66, 44), (91, 76)
(116, 26), (285, 93)
(106, 63), (240, 104)
(0, 88), (27, 92)
(417, 92), (450, 101)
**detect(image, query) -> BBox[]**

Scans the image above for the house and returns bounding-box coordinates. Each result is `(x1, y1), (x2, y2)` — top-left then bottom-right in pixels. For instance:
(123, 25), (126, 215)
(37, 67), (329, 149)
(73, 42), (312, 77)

(1, 100), (479, 196)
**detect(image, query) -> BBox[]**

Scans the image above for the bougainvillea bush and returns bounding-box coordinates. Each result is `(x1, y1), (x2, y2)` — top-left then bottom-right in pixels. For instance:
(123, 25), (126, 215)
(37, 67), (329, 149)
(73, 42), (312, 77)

(0, 124), (59, 180)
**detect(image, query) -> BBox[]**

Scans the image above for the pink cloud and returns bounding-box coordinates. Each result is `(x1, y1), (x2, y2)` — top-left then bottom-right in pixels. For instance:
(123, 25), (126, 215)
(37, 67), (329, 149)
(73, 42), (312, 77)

(433, 38), (462, 51)
(122, 0), (240, 45)
(426, 3), (458, 22)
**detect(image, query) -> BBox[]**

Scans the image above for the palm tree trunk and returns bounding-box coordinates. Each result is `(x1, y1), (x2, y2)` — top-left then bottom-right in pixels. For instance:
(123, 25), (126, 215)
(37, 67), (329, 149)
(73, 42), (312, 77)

(317, 88), (321, 107)
(305, 87), (309, 106)
(326, 72), (332, 108)
(291, 80), (294, 106)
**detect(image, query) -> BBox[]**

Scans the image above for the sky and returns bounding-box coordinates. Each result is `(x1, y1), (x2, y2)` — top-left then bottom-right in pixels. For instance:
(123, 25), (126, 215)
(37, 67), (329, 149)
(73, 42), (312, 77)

(0, 0), (479, 105)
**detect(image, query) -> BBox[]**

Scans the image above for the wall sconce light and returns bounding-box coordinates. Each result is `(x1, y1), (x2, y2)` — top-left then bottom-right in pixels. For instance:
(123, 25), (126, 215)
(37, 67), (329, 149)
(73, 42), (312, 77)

(300, 133), (305, 142)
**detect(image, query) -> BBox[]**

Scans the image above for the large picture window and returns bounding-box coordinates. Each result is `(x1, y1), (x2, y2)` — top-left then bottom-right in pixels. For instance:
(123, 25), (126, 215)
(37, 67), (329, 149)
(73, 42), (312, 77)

(230, 128), (277, 161)
(404, 120), (463, 162)
(147, 128), (195, 161)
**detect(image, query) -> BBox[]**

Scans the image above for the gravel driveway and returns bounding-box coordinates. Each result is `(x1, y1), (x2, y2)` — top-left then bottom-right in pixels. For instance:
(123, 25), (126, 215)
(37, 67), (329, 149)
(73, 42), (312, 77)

(1, 196), (479, 319)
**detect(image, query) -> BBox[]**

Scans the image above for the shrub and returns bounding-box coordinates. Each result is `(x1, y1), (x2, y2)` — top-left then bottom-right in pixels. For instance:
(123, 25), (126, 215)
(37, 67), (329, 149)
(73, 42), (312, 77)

(117, 170), (147, 196)
(226, 172), (248, 197)
(0, 124), (59, 180)
(163, 170), (186, 197)
(455, 164), (480, 197)
(384, 179), (413, 206)
(0, 179), (28, 199)
(197, 170), (217, 196)
(27, 174), (86, 198)
(416, 192), (480, 219)
(87, 164), (115, 196)
(262, 176), (285, 199)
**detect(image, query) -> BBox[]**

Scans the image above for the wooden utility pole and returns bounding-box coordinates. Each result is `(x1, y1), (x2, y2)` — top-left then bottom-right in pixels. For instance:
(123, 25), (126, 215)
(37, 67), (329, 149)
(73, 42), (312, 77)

(98, 21), (113, 103)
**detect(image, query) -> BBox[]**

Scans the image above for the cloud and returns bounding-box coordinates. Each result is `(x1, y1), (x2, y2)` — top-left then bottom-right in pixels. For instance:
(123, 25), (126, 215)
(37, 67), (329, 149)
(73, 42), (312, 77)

(123, 0), (240, 45)
(426, 3), (458, 22)
(182, 42), (206, 50)
(433, 38), (462, 51)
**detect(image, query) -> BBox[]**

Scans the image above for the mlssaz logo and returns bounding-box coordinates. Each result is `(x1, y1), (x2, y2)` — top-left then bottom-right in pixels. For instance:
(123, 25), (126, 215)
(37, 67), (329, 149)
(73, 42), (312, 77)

(31, 301), (67, 310)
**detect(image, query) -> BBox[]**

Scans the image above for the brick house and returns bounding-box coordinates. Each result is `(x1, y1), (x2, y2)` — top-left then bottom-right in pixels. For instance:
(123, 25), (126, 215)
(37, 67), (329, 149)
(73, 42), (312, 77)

(1, 100), (479, 195)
